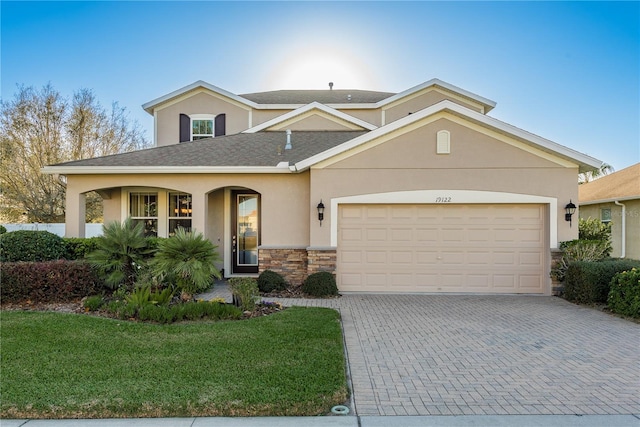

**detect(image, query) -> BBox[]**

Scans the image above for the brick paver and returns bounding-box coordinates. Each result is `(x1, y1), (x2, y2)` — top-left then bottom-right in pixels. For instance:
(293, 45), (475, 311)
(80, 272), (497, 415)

(201, 286), (640, 417)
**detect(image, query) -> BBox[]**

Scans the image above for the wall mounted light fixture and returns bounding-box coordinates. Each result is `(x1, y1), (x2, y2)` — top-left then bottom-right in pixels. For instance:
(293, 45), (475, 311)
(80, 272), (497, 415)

(317, 200), (325, 226)
(564, 200), (576, 227)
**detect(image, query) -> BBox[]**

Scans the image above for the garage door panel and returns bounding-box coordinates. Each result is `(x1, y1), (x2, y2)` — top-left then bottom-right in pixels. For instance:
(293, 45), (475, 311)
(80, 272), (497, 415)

(337, 204), (546, 294)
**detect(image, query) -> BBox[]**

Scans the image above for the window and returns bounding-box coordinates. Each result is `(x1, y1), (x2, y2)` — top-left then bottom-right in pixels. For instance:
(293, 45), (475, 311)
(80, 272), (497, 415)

(192, 119), (214, 140)
(130, 192), (158, 236)
(601, 208), (612, 224)
(168, 192), (192, 235)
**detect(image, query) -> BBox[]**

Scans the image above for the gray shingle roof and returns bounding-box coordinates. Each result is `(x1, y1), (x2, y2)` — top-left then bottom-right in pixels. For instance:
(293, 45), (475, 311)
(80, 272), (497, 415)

(52, 131), (368, 168)
(239, 90), (395, 104)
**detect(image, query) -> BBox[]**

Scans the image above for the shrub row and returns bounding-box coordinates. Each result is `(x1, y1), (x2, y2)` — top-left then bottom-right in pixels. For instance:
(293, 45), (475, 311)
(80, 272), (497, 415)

(0, 230), (103, 262)
(563, 259), (640, 304)
(1, 260), (104, 304)
(103, 299), (243, 323)
(608, 268), (640, 318)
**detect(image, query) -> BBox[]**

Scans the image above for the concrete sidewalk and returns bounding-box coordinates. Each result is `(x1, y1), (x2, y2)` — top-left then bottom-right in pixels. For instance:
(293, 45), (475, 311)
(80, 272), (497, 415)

(3, 414), (640, 426)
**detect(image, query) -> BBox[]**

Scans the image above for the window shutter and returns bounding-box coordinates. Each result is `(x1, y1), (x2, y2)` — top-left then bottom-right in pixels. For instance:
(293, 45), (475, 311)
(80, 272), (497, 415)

(215, 114), (226, 137)
(179, 114), (190, 142)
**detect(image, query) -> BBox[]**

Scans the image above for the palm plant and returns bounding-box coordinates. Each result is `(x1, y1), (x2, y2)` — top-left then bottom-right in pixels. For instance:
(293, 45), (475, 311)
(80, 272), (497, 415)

(86, 218), (152, 290)
(151, 227), (221, 298)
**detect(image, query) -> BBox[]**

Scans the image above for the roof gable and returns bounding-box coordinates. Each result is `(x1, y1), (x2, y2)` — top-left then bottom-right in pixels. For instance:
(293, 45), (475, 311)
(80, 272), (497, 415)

(579, 163), (640, 203)
(293, 100), (601, 173)
(244, 102), (377, 133)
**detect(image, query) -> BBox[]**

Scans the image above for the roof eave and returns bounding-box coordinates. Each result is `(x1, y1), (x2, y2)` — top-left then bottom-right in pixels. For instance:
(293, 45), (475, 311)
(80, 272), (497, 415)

(42, 165), (293, 175)
(142, 80), (258, 114)
(579, 196), (639, 205)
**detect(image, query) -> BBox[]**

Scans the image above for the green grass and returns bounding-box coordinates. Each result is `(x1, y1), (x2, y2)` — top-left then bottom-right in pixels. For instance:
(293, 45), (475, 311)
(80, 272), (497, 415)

(0, 307), (348, 419)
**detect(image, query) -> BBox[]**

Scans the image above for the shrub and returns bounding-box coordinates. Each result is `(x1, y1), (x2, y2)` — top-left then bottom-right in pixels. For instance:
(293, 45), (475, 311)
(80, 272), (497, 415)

(608, 268), (640, 318)
(229, 277), (259, 311)
(579, 217), (612, 255)
(0, 225), (6, 234)
(86, 219), (152, 290)
(83, 295), (105, 311)
(551, 239), (611, 283)
(302, 272), (338, 297)
(136, 301), (242, 324)
(563, 259), (640, 304)
(0, 230), (66, 262)
(63, 237), (102, 260)
(151, 227), (221, 297)
(257, 269), (288, 293)
(0, 260), (103, 304)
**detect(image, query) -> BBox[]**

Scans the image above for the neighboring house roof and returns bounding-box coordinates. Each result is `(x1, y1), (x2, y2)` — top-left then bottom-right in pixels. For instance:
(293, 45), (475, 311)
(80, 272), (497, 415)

(44, 131), (367, 173)
(579, 163), (640, 204)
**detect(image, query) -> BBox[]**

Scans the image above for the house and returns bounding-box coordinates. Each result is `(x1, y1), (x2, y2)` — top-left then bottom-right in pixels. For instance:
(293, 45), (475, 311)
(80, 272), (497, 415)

(579, 163), (640, 260)
(43, 79), (602, 295)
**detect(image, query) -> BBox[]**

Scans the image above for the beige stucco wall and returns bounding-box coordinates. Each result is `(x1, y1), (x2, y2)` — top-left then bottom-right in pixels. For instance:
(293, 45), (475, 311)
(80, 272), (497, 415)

(65, 172), (310, 248)
(269, 113), (362, 131)
(580, 200), (640, 260)
(384, 90), (484, 124)
(155, 92), (251, 146)
(308, 117), (579, 248)
(335, 109), (381, 127)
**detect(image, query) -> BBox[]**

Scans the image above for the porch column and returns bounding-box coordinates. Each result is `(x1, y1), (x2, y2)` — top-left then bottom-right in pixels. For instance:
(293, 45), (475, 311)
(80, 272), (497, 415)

(65, 189), (86, 238)
(190, 191), (208, 238)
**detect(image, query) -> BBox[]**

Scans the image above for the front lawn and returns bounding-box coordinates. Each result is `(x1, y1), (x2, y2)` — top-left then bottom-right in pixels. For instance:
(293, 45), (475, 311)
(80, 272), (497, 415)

(1, 307), (348, 419)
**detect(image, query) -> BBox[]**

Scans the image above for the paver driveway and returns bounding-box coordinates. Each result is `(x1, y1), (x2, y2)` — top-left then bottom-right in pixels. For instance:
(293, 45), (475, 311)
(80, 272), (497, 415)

(270, 294), (640, 417)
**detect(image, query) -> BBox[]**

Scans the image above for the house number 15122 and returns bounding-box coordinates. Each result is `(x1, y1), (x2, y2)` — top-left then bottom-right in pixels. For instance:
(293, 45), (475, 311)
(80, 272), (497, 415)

(435, 197), (452, 203)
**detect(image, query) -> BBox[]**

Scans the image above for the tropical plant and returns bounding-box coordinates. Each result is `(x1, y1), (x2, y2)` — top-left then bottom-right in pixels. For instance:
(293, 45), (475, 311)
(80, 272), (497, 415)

(86, 218), (152, 290)
(151, 227), (221, 297)
(578, 163), (614, 184)
(579, 217), (612, 253)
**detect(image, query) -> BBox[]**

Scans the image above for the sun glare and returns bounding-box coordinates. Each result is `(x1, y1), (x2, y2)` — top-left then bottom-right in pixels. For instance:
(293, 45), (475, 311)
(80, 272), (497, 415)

(265, 46), (378, 91)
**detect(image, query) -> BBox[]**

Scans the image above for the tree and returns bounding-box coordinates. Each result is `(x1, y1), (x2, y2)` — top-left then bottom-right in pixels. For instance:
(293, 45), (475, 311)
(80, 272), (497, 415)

(0, 83), (148, 223)
(579, 163), (614, 184)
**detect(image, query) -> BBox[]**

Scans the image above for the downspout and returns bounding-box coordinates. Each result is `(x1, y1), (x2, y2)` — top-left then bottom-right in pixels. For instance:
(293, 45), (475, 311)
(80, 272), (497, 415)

(614, 200), (626, 258)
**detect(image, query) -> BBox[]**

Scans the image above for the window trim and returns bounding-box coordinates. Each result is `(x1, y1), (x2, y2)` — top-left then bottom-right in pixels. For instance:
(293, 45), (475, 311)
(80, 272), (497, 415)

(601, 208), (612, 224)
(168, 192), (193, 236)
(190, 114), (216, 140)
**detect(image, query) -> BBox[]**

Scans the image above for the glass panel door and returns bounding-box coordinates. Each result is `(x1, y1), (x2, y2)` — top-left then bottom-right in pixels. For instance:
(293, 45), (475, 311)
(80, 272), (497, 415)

(232, 192), (259, 273)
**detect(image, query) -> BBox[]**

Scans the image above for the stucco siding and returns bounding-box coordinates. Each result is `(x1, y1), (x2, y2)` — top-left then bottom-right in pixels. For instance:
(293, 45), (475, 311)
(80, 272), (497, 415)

(155, 92), (250, 146)
(384, 90), (484, 124)
(308, 117), (579, 248)
(580, 201), (640, 260)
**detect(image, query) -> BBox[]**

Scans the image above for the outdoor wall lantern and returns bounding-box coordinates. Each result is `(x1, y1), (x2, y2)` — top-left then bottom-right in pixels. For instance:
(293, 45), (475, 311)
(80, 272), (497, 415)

(317, 200), (325, 226)
(564, 200), (577, 227)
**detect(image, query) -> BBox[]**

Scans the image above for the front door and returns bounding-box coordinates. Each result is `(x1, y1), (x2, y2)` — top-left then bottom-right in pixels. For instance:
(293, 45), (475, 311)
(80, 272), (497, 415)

(231, 191), (260, 274)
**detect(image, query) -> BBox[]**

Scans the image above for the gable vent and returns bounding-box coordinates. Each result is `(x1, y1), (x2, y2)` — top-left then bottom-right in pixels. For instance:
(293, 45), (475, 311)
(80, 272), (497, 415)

(437, 130), (451, 154)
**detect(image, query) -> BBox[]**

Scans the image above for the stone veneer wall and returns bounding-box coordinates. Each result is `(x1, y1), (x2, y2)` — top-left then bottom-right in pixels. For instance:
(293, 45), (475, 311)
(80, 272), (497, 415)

(258, 247), (308, 286)
(550, 248), (564, 296)
(258, 247), (338, 286)
(307, 248), (337, 275)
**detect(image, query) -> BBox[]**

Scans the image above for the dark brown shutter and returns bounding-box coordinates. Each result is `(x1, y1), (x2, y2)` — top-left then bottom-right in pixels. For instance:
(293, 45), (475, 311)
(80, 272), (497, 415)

(179, 114), (190, 142)
(215, 114), (226, 137)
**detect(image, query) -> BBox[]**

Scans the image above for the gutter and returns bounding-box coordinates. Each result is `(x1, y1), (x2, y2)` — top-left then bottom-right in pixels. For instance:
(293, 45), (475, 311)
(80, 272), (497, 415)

(614, 200), (626, 258)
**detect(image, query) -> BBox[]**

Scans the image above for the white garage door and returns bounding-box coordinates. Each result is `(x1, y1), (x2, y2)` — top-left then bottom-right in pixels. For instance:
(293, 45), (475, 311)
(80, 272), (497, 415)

(337, 204), (546, 294)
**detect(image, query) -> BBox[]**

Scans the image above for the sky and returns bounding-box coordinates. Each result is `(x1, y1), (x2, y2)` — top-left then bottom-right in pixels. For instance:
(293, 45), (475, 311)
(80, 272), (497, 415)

(2, 1), (639, 172)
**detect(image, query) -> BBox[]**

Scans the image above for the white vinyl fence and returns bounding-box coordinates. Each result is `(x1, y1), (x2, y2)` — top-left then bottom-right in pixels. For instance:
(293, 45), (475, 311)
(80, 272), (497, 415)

(1, 223), (104, 237)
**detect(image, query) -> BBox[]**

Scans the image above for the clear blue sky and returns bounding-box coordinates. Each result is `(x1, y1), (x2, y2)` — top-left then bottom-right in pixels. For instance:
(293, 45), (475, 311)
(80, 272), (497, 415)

(2, 1), (638, 172)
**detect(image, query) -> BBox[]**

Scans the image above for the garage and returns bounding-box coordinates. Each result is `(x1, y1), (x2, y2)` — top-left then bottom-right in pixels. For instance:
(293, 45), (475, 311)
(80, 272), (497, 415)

(337, 203), (546, 294)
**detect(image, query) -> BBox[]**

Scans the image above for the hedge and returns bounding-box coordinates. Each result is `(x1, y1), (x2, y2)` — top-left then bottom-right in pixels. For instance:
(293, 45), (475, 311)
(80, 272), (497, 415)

(608, 268), (640, 318)
(1, 260), (104, 304)
(0, 230), (66, 262)
(563, 259), (640, 304)
(62, 237), (102, 260)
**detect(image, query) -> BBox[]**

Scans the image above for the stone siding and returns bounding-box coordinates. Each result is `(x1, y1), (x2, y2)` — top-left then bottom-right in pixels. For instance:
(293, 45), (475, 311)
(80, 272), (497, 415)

(307, 249), (337, 275)
(550, 248), (564, 296)
(258, 247), (308, 286)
